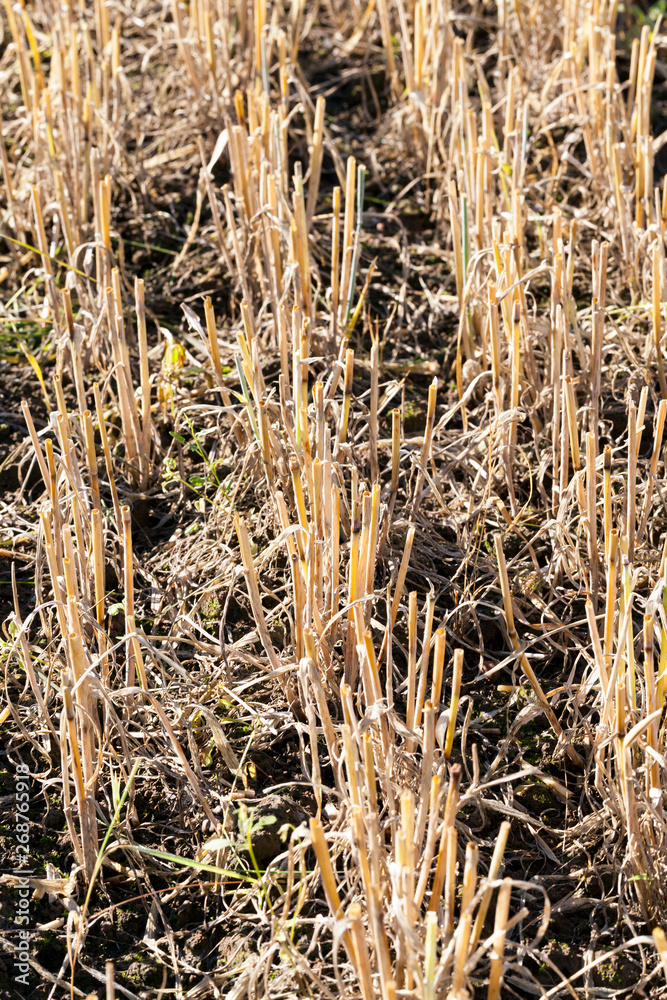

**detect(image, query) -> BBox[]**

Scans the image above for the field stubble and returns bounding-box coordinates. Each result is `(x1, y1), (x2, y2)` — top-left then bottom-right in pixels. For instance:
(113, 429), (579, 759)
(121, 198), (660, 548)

(2, 0), (667, 998)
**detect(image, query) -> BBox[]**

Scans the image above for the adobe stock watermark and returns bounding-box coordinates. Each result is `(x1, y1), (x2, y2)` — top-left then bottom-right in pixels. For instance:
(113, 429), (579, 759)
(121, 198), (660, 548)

(13, 760), (31, 989)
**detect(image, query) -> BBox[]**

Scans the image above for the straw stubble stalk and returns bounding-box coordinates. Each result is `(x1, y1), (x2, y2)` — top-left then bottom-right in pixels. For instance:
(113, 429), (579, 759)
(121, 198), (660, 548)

(506, 298), (521, 513)
(627, 403), (637, 563)
(91, 508), (107, 682)
(414, 591), (435, 731)
(451, 911), (472, 996)
(470, 821), (511, 951)
(306, 96), (325, 227)
(339, 156), (356, 323)
(431, 627), (446, 709)
(654, 928), (667, 979)
(83, 410), (101, 512)
(335, 348), (354, 458)
(414, 774), (443, 909)
(204, 295), (223, 383)
(412, 378), (437, 516)
(60, 675), (84, 869)
(106, 962), (115, 1000)
(369, 326), (379, 484)
(293, 167), (312, 320)
(564, 375), (583, 503)
(586, 431), (600, 604)
(603, 444), (612, 563)
(622, 551), (636, 711)
(487, 879), (512, 1000)
(134, 277), (152, 488)
(603, 529), (619, 727)
(414, 700), (435, 848)
(443, 823), (458, 942)
(66, 621), (96, 796)
(41, 511), (68, 639)
(347, 902), (374, 1000)
(637, 398), (667, 542)
(330, 186), (341, 340)
(309, 817), (345, 913)
(653, 239), (667, 397)
(121, 505), (147, 693)
(428, 763), (461, 913)
(444, 648), (463, 759)
(423, 910), (438, 1000)
(62, 670), (98, 879)
(405, 591), (418, 751)
(644, 614), (659, 793)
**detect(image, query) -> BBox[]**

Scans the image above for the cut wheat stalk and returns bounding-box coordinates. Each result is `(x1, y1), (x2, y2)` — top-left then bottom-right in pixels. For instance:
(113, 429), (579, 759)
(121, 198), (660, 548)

(444, 648), (463, 760)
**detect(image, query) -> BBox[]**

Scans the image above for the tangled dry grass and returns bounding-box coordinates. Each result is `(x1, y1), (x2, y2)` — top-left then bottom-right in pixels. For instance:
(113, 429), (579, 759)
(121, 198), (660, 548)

(5, 0), (667, 997)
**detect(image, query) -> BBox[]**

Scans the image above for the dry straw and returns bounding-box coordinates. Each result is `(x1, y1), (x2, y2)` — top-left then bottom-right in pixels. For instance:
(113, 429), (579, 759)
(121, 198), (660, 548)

(7, 0), (667, 995)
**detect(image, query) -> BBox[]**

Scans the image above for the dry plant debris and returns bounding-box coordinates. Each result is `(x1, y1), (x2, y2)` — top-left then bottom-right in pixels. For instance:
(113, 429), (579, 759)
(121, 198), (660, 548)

(4, 0), (667, 998)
